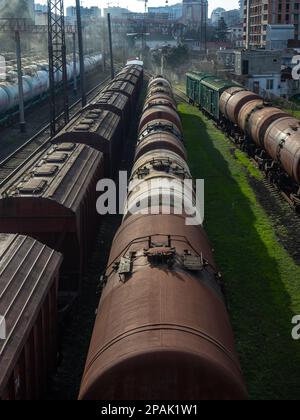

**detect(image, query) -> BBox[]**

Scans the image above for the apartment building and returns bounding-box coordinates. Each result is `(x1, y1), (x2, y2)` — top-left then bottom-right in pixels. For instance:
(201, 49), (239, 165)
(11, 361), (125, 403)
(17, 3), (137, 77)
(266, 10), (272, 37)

(244, 0), (300, 48)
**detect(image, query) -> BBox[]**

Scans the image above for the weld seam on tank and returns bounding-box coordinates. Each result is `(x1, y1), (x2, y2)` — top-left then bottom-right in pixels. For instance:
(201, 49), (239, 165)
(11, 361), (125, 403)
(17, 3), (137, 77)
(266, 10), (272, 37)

(84, 324), (244, 375)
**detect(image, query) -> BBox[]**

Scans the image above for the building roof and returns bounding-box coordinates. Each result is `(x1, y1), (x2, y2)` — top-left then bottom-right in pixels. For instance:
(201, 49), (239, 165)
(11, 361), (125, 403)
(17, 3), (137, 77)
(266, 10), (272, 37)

(201, 76), (239, 91)
(267, 24), (295, 30)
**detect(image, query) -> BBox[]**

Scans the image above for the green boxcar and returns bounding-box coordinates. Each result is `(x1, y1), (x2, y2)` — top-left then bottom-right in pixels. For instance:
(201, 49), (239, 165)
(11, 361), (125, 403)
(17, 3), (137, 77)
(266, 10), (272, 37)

(199, 76), (240, 120)
(186, 72), (211, 105)
(186, 72), (241, 121)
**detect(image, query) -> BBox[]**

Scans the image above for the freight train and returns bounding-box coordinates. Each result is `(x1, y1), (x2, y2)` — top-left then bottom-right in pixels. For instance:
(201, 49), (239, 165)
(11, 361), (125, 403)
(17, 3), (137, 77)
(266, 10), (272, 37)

(0, 54), (103, 125)
(78, 75), (247, 400)
(0, 63), (144, 400)
(186, 72), (300, 208)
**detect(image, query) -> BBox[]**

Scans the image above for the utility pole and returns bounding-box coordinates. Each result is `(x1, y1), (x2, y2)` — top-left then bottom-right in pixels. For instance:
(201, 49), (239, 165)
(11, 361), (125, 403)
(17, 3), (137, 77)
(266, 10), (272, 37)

(73, 31), (77, 93)
(15, 30), (26, 133)
(107, 13), (114, 79)
(76, 0), (86, 106)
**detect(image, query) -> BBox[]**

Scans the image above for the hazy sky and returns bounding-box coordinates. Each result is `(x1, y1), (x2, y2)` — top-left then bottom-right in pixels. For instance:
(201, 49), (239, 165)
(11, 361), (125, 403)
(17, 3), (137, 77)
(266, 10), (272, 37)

(38, 0), (240, 16)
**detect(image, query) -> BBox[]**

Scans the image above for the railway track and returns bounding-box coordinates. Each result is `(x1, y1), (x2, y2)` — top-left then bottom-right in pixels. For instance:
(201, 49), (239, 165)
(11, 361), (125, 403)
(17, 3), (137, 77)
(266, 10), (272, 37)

(0, 75), (112, 188)
(173, 86), (190, 104)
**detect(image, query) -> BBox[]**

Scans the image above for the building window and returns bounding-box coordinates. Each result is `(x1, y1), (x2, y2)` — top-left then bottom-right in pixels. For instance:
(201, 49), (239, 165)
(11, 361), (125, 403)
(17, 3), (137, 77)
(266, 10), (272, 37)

(266, 79), (274, 90)
(253, 81), (260, 94)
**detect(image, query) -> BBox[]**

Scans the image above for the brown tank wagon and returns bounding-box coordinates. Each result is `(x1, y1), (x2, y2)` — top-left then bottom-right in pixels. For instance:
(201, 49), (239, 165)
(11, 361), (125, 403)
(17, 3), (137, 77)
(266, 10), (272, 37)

(79, 75), (247, 400)
(148, 76), (172, 90)
(131, 149), (191, 183)
(245, 106), (288, 148)
(135, 131), (187, 161)
(237, 99), (265, 134)
(139, 119), (183, 143)
(78, 214), (247, 400)
(264, 116), (300, 184)
(143, 96), (177, 112)
(0, 234), (62, 400)
(139, 106), (183, 134)
(52, 108), (122, 176)
(143, 91), (177, 109)
(220, 87), (261, 125)
(0, 143), (104, 293)
(200, 74), (300, 205)
(126, 151), (195, 219)
(147, 85), (173, 99)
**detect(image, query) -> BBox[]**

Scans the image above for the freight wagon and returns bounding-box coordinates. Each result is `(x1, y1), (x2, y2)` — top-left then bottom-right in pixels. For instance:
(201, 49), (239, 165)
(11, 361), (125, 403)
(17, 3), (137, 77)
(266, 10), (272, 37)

(0, 63), (144, 401)
(52, 108), (122, 177)
(0, 234), (62, 400)
(0, 143), (104, 294)
(53, 66), (144, 177)
(186, 72), (300, 208)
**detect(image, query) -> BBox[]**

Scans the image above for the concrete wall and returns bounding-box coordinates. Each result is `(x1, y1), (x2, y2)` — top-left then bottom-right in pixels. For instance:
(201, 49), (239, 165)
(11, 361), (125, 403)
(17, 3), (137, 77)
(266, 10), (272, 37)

(235, 50), (281, 76)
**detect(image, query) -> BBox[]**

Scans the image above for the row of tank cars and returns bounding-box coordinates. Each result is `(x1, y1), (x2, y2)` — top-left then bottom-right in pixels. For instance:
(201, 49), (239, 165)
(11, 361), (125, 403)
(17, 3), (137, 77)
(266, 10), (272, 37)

(78, 76), (248, 400)
(0, 53), (103, 125)
(186, 72), (300, 209)
(0, 64), (143, 400)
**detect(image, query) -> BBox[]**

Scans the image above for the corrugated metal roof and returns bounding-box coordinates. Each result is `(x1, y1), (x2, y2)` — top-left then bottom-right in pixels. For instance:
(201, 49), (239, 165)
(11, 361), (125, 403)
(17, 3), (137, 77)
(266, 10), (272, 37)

(0, 234), (62, 395)
(90, 91), (128, 112)
(119, 68), (142, 78)
(114, 73), (139, 85)
(201, 76), (239, 91)
(1, 144), (103, 213)
(54, 108), (121, 144)
(186, 72), (212, 82)
(103, 81), (135, 97)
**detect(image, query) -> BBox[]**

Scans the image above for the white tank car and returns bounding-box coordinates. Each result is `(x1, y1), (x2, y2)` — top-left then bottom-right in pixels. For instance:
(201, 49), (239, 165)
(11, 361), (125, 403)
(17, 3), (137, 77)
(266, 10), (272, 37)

(0, 54), (103, 117)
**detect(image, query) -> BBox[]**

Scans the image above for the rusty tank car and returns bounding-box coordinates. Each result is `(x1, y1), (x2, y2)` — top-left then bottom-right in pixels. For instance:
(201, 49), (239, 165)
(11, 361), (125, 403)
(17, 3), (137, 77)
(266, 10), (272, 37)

(135, 131), (187, 161)
(264, 116), (300, 185)
(220, 87), (262, 125)
(187, 72), (300, 206)
(244, 106), (288, 148)
(139, 105), (183, 134)
(148, 76), (172, 90)
(143, 91), (177, 108)
(79, 76), (247, 400)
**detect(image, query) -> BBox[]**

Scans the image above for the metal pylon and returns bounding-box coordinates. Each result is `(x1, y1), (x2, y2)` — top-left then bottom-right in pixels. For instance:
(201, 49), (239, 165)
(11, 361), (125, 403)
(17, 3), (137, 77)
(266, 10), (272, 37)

(47, 0), (69, 136)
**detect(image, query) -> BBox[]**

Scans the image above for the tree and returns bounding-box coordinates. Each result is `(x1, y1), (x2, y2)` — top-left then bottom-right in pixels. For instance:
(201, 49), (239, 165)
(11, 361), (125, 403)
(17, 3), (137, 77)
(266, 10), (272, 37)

(0, 0), (31, 19)
(165, 45), (189, 69)
(216, 17), (228, 42)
